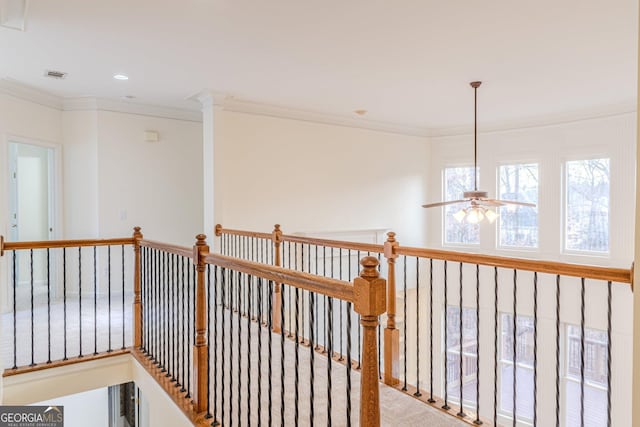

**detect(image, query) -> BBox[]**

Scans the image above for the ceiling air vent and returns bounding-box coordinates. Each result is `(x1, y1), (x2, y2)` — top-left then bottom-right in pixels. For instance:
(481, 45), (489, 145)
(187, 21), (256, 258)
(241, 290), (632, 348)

(44, 70), (67, 79)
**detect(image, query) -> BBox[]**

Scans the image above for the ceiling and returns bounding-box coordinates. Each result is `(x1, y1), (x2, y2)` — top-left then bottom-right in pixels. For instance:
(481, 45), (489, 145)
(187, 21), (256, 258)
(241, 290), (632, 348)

(0, 0), (637, 130)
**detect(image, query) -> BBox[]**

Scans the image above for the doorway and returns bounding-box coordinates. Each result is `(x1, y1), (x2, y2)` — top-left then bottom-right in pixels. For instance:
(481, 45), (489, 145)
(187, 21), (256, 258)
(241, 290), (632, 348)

(7, 140), (57, 301)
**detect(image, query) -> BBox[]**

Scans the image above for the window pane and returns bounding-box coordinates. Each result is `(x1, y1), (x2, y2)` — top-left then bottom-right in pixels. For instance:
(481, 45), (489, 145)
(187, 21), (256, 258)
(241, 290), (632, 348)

(446, 306), (478, 405)
(565, 325), (609, 427)
(444, 167), (479, 245)
(565, 159), (610, 252)
(500, 314), (535, 421)
(498, 164), (539, 248)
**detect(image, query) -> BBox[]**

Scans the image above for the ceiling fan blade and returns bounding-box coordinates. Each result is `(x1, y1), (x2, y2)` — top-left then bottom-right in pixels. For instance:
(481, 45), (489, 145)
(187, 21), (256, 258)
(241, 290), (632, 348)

(495, 199), (536, 207)
(422, 199), (468, 208)
(477, 198), (505, 207)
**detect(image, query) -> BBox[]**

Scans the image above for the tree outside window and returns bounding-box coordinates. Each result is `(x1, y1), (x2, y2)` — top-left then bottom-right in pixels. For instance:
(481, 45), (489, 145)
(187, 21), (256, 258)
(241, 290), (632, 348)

(565, 159), (610, 252)
(444, 167), (479, 245)
(498, 164), (539, 248)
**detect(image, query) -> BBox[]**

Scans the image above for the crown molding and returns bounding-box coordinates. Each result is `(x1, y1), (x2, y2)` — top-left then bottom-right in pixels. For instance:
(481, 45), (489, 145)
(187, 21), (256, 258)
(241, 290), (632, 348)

(218, 97), (431, 137)
(427, 100), (637, 138)
(0, 78), (63, 109)
(63, 97), (202, 122)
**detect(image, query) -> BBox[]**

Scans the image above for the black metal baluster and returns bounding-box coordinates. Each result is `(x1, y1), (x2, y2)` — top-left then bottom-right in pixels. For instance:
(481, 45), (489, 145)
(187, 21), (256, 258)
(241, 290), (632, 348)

(268, 280), (273, 427)
(180, 256), (186, 391)
(257, 277), (263, 427)
(63, 248), (68, 361)
(443, 260), (450, 410)
(221, 268), (227, 426)
(474, 264), (481, 425)
(533, 272), (538, 427)
(580, 277), (586, 427)
(295, 285), (300, 426)
(315, 246), (320, 350)
(93, 246), (98, 355)
(122, 245), (126, 350)
(327, 296), (333, 427)
(108, 246), (112, 352)
(204, 266), (212, 418)
(212, 266), (219, 426)
(357, 251), (361, 369)
(79, 247), (83, 358)
(607, 281), (612, 427)
(237, 272), (242, 425)
(247, 274), (252, 426)
(457, 262), (465, 417)
(228, 269), (233, 424)
(416, 257), (422, 397)
(172, 254), (177, 382)
(402, 255), (407, 390)
(30, 249), (34, 366)
(493, 267), (498, 425)
(280, 284), (286, 427)
(186, 258), (192, 398)
(288, 243), (292, 337)
(555, 275), (561, 427)
(339, 248), (343, 360)
(161, 252), (167, 373)
(309, 291), (315, 427)
(346, 301), (352, 427)
(11, 251), (16, 369)
(47, 248), (51, 363)
(429, 258), (435, 403)
(512, 269), (517, 427)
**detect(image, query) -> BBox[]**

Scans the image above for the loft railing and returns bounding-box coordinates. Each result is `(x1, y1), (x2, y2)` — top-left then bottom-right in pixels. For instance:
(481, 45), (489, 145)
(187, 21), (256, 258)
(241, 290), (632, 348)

(216, 224), (634, 427)
(0, 229), (387, 427)
(0, 233), (136, 373)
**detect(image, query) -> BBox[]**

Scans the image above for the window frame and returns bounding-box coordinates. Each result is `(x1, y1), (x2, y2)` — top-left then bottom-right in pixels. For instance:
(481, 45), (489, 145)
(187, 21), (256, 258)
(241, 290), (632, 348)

(442, 165), (480, 247)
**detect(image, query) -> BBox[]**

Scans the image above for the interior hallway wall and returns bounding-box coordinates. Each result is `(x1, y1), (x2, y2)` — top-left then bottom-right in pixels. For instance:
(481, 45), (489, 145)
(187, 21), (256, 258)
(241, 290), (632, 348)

(214, 110), (431, 247)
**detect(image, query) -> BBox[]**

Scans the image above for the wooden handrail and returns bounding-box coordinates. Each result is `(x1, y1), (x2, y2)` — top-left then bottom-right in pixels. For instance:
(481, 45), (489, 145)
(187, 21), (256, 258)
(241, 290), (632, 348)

(1, 237), (135, 254)
(202, 252), (355, 302)
(280, 234), (384, 254)
(139, 239), (193, 259)
(214, 226), (273, 240)
(395, 245), (633, 285)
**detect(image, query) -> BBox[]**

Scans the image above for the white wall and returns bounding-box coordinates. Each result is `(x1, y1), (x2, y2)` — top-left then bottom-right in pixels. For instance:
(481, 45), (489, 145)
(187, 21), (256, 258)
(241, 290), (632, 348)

(96, 111), (203, 246)
(214, 110), (430, 247)
(35, 387), (109, 427)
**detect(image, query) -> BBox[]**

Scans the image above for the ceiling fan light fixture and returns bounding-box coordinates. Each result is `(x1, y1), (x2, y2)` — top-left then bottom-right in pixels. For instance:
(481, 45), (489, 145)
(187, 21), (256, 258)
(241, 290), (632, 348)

(485, 209), (499, 224)
(466, 207), (484, 224)
(453, 209), (467, 223)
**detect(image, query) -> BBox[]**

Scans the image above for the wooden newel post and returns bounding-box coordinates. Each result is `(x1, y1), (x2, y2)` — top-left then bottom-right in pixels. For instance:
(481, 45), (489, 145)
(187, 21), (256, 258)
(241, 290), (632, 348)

(383, 231), (400, 386)
(354, 256), (386, 427)
(272, 224), (283, 333)
(133, 226), (144, 349)
(193, 234), (210, 413)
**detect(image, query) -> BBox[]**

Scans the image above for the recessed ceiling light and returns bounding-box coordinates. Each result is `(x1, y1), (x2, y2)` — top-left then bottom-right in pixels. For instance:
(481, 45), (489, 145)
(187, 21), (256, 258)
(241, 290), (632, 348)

(123, 95), (136, 99)
(354, 109), (368, 116)
(113, 74), (129, 81)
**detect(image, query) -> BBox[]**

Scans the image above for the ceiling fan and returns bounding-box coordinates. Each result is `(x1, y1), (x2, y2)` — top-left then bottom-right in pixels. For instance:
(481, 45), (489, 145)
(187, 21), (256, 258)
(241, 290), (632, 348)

(422, 81), (536, 224)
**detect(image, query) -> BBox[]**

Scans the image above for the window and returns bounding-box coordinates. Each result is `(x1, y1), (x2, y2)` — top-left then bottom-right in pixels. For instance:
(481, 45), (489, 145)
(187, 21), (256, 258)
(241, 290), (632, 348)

(565, 325), (609, 427)
(498, 163), (539, 248)
(565, 158), (610, 253)
(444, 167), (479, 245)
(500, 314), (535, 422)
(445, 306), (478, 406)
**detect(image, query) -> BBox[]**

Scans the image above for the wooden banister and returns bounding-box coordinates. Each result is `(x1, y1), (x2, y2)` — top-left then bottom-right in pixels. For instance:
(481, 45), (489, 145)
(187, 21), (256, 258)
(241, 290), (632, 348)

(202, 253), (355, 302)
(353, 256), (386, 427)
(395, 245), (633, 285)
(383, 232), (399, 386)
(133, 227), (143, 349)
(272, 224), (283, 333)
(214, 225), (273, 240)
(280, 234), (384, 254)
(1, 237), (135, 252)
(192, 234), (210, 414)
(139, 239), (193, 259)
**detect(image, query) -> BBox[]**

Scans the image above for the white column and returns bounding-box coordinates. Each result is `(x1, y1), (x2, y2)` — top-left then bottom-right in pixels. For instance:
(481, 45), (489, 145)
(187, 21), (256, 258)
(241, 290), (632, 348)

(195, 91), (222, 238)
